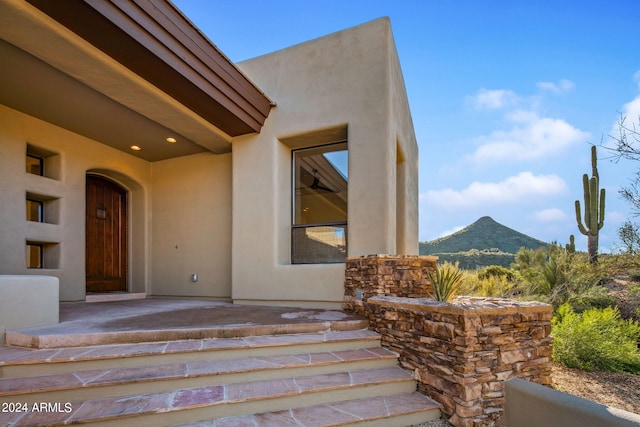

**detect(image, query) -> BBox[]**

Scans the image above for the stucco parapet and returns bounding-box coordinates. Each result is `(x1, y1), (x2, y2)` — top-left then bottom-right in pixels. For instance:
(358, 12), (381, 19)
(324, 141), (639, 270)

(367, 295), (551, 316)
(1, 275), (59, 344)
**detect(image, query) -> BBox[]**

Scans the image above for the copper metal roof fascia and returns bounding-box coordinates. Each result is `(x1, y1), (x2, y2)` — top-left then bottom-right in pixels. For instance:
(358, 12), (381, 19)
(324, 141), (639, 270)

(26, 0), (273, 136)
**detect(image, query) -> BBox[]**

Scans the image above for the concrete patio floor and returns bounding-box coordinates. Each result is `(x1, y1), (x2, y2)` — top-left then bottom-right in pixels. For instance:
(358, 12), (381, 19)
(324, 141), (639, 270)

(5, 298), (369, 349)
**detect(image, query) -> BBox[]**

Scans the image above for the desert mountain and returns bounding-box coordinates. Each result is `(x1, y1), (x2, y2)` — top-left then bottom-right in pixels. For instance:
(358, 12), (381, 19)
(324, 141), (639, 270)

(419, 216), (549, 269)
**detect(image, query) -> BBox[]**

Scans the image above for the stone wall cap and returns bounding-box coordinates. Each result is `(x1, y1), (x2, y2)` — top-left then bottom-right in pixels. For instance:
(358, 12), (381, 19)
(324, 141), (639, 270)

(346, 254), (439, 261)
(368, 295), (551, 315)
(0, 275), (59, 282)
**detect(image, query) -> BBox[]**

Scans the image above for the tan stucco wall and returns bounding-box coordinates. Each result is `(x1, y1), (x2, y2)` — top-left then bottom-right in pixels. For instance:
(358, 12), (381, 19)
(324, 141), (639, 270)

(150, 153), (232, 299)
(231, 18), (419, 307)
(0, 105), (235, 301)
(0, 16), (418, 308)
(505, 377), (640, 427)
(388, 29), (420, 255)
(0, 105), (236, 301)
(0, 105), (152, 301)
(0, 275), (58, 343)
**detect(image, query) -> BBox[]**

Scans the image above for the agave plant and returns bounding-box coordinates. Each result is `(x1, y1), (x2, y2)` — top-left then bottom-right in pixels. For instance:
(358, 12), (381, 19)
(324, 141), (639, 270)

(427, 262), (464, 302)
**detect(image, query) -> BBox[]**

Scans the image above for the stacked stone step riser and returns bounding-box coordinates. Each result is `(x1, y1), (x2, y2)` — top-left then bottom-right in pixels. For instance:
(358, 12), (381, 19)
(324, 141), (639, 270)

(1, 349), (399, 405)
(1, 334), (381, 379)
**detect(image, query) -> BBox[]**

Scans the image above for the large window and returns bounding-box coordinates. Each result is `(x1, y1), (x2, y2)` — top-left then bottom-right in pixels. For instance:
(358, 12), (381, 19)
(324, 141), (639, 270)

(292, 142), (348, 264)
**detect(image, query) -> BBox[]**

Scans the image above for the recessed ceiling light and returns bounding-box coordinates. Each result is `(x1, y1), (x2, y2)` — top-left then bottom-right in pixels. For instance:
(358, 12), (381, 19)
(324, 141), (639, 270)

(166, 137), (177, 143)
(130, 145), (141, 151)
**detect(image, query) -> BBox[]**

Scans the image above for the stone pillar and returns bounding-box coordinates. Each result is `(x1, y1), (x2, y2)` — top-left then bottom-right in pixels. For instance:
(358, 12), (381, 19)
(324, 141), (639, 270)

(343, 254), (437, 316)
(364, 296), (553, 427)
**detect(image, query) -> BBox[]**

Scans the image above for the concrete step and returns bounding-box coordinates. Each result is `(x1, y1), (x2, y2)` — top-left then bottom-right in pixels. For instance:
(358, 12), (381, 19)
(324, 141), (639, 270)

(0, 329), (380, 378)
(175, 392), (441, 427)
(0, 347), (398, 404)
(0, 367), (426, 427)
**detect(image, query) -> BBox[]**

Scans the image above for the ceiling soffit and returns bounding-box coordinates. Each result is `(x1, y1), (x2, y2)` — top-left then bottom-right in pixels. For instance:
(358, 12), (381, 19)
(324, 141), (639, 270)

(26, 0), (272, 136)
(0, 38), (206, 162)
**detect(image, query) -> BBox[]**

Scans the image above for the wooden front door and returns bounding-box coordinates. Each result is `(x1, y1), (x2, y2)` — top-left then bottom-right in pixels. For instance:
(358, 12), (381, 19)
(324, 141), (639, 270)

(86, 175), (128, 292)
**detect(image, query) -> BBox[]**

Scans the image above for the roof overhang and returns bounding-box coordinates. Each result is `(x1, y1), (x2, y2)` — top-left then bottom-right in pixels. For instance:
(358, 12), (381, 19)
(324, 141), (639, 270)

(0, 0), (273, 161)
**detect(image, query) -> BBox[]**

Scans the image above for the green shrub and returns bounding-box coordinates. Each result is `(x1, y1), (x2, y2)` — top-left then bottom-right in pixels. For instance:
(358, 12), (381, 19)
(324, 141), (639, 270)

(512, 245), (611, 310)
(459, 265), (520, 298)
(465, 274), (518, 298)
(565, 285), (616, 313)
(552, 303), (640, 374)
(427, 262), (464, 302)
(478, 265), (517, 282)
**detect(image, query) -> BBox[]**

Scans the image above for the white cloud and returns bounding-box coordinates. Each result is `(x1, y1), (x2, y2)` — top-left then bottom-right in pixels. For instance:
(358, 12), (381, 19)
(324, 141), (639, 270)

(468, 113), (590, 164)
(536, 79), (575, 94)
(438, 226), (464, 238)
(622, 70), (640, 117)
(462, 82), (588, 165)
(504, 109), (539, 123)
(608, 71), (640, 147)
(533, 208), (568, 222)
(467, 89), (519, 110)
(621, 95), (640, 122)
(423, 172), (567, 211)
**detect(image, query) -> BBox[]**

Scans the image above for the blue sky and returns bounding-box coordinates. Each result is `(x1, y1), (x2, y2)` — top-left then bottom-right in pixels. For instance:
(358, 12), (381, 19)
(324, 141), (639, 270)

(174, 0), (640, 252)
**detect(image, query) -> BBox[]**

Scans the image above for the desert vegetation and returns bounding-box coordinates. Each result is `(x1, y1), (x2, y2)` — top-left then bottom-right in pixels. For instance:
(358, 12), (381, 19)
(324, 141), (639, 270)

(450, 246), (640, 374)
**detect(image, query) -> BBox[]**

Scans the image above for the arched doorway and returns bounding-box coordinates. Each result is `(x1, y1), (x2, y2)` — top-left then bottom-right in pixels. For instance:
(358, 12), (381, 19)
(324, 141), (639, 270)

(86, 175), (128, 292)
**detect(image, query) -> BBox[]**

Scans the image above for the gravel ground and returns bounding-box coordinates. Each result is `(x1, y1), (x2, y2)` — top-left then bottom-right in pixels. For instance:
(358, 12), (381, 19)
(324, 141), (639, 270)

(408, 418), (454, 427)
(551, 362), (640, 414)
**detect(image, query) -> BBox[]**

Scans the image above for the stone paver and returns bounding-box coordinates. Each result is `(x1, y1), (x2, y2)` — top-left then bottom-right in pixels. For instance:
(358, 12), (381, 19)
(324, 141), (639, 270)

(0, 300), (441, 426)
(175, 393), (440, 427)
(0, 330), (380, 369)
(0, 348), (396, 397)
(0, 368), (419, 426)
(5, 299), (368, 349)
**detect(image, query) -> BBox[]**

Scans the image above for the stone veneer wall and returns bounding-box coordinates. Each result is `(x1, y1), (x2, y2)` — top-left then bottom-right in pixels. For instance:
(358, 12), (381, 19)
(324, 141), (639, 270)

(365, 296), (553, 427)
(342, 256), (553, 427)
(343, 254), (437, 316)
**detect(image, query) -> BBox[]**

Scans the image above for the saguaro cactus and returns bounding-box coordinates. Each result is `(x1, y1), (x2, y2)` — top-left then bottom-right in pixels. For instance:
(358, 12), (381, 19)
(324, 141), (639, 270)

(565, 235), (575, 253)
(575, 145), (605, 263)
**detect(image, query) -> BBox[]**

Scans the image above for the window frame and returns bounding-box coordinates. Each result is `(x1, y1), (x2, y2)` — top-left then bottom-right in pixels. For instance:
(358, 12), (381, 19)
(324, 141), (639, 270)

(26, 198), (44, 222)
(26, 154), (44, 176)
(26, 243), (44, 269)
(291, 141), (348, 264)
